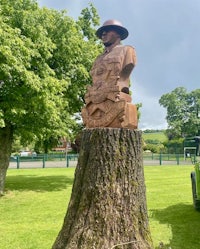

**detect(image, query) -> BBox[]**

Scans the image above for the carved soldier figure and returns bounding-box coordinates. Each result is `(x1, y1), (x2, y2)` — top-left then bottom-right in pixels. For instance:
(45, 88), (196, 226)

(82, 19), (138, 129)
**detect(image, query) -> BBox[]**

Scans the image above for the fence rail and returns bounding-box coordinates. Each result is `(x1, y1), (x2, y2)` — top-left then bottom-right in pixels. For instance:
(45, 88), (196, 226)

(9, 154), (78, 169)
(9, 153), (196, 169)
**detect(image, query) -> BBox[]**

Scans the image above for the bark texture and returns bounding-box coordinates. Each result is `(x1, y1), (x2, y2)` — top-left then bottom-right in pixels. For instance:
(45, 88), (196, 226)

(52, 128), (153, 249)
(0, 124), (13, 195)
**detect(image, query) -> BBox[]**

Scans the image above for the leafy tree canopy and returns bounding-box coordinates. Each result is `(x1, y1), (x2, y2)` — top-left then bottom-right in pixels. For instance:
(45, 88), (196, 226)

(159, 87), (200, 139)
(0, 0), (101, 144)
(0, 0), (102, 194)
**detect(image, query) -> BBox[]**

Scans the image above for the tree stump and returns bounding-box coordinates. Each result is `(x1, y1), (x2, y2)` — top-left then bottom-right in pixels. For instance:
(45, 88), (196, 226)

(52, 128), (153, 249)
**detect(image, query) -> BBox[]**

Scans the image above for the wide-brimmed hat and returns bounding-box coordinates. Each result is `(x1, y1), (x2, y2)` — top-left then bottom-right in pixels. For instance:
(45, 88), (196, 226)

(96, 19), (129, 40)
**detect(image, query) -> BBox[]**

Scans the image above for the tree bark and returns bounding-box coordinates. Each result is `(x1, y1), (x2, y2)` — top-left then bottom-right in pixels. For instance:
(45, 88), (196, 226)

(0, 124), (13, 196)
(52, 128), (153, 249)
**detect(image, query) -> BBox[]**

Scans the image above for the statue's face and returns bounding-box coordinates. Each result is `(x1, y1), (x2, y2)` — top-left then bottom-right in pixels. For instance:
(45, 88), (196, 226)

(101, 30), (120, 47)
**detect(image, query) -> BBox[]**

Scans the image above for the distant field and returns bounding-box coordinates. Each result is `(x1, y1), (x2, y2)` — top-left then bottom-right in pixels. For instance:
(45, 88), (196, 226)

(142, 131), (167, 143)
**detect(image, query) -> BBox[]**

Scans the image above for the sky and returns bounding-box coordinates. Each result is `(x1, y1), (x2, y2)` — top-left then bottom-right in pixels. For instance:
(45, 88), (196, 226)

(37, 0), (200, 130)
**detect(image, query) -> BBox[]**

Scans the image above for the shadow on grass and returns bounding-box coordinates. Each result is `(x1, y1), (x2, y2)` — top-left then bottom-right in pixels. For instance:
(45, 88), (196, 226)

(5, 175), (74, 192)
(152, 203), (200, 249)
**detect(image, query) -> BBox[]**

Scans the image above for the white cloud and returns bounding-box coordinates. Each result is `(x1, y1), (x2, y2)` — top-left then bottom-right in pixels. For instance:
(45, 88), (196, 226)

(131, 79), (167, 130)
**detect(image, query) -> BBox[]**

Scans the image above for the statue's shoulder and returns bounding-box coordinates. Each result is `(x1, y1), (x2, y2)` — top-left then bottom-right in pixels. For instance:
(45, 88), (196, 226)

(115, 45), (136, 53)
(124, 45), (136, 51)
(92, 52), (104, 65)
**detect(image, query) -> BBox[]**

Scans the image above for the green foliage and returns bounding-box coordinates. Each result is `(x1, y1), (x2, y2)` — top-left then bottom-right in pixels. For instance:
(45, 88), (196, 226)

(145, 139), (162, 145)
(77, 3), (100, 41)
(143, 131), (167, 153)
(0, 0), (102, 194)
(142, 130), (186, 154)
(143, 143), (164, 153)
(136, 102), (142, 120)
(163, 137), (184, 154)
(0, 0), (101, 146)
(159, 87), (200, 139)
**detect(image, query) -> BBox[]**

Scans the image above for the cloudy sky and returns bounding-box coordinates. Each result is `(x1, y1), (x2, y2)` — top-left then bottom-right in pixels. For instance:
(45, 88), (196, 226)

(37, 0), (200, 130)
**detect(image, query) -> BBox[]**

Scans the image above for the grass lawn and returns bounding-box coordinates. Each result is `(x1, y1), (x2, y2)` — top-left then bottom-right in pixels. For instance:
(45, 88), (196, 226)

(145, 165), (200, 249)
(142, 132), (167, 143)
(1, 165), (200, 249)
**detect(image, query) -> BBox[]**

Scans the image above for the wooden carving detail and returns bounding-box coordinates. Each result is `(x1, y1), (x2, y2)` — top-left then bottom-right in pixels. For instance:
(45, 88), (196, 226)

(82, 45), (138, 129)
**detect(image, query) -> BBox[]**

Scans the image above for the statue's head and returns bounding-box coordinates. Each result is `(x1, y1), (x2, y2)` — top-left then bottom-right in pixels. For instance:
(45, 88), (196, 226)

(96, 20), (129, 40)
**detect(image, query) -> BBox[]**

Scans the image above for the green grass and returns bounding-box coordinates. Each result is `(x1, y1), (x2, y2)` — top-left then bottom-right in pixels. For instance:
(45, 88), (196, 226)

(1, 166), (199, 249)
(145, 165), (200, 249)
(0, 168), (75, 249)
(143, 132), (167, 143)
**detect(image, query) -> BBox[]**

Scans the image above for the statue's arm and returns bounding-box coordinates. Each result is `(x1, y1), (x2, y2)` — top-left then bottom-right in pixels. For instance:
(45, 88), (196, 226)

(117, 46), (137, 92)
(120, 46), (137, 80)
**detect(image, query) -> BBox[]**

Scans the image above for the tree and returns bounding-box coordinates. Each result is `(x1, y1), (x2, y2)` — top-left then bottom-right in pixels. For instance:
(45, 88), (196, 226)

(52, 128), (153, 249)
(0, 0), (101, 195)
(159, 87), (200, 139)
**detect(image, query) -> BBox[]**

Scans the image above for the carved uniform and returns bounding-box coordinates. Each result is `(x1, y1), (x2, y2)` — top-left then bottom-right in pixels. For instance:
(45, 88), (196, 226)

(90, 45), (137, 91)
(82, 45), (138, 129)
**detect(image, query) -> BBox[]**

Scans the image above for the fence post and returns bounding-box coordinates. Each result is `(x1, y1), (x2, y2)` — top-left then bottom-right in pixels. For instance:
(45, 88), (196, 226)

(176, 154), (180, 165)
(66, 155), (69, 167)
(194, 154), (196, 163)
(17, 156), (20, 169)
(159, 153), (162, 165)
(42, 156), (45, 168)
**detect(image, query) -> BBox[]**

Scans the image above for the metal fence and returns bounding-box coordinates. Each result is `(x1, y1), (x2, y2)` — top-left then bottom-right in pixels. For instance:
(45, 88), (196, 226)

(9, 152), (196, 169)
(143, 153), (195, 166)
(9, 154), (78, 169)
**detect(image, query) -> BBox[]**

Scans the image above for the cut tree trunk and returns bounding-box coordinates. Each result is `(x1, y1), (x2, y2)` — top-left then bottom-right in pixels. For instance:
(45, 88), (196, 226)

(0, 124), (13, 196)
(52, 128), (153, 249)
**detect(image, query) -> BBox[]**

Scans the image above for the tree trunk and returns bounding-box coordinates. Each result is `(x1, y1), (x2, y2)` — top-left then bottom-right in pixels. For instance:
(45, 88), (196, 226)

(0, 124), (13, 196)
(52, 128), (153, 249)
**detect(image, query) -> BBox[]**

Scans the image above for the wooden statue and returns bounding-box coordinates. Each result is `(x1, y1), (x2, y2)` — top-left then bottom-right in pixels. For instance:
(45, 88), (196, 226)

(82, 19), (138, 129)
